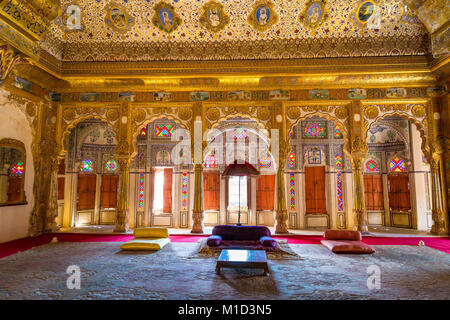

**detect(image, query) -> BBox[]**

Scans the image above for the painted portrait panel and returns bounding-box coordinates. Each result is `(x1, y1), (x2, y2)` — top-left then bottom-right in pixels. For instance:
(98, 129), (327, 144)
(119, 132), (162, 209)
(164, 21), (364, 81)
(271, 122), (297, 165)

(358, 1), (375, 22)
(308, 3), (322, 25)
(256, 6), (270, 25)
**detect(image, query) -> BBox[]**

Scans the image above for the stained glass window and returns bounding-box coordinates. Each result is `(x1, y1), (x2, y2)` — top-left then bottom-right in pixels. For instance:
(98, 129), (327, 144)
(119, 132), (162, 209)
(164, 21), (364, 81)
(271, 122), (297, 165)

(335, 153), (344, 212)
(389, 157), (406, 173)
(365, 159), (379, 172)
(289, 130), (294, 138)
(105, 160), (118, 173)
(10, 162), (23, 175)
(155, 124), (174, 137)
(80, 159), (93, 173)
(138, 172), (144, 209)
(290, 173), (295, 211)
(181, 173), (188, 210)
(258, 155), (272, 168)
(139, 127), (147, 139)
(335, 125), (343, 139)
(288, 152), (295, 169)
(422, 153), (428, 166)
(204, 154), (217, 168)
(302, 122), (326, 138)
(231, 128), (247, 140)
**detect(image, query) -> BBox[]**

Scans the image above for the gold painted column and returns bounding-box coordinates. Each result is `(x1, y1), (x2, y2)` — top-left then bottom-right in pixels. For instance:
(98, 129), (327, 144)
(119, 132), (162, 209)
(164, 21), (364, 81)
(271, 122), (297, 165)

(430, 144), (448, 234)
(191, 163), (204, 233)
(114, 158), (130, 232)
(350, 137), (369, 233)
(45, 155), (61, 232)
(275, 160), (289, 233)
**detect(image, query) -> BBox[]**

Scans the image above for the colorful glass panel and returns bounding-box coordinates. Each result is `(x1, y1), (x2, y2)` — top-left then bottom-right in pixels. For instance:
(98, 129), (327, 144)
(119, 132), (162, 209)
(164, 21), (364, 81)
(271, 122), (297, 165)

(80, 159), (93, 172)
(139, 127), (147, 139)
(365, 159), (379, 172)
(302, 122), (326, 138)
(105, 160), (118, 173)
(336, 169), (344, 212)
(138, 172), (144, 209)
(390, 157), (406, 173)
(288, 152), (295, 169)
(231, 128), (247, 140)
(10, 162), (23, 175)
(155, 124), (174, 137)
(335, 153), (343, 168)
(422, 153), (428, 166)
(204, 154), (217, 168)
(258, 155), (272, 168)
(290, 173), (295, 211)
(181, 173), (188, 210)
(335, 125), (343, 138)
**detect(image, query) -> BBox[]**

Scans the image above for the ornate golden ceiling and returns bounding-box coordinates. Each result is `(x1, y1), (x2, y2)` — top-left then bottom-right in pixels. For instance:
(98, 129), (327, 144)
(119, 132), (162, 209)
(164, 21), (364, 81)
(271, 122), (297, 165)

(39, 0), (431, 62)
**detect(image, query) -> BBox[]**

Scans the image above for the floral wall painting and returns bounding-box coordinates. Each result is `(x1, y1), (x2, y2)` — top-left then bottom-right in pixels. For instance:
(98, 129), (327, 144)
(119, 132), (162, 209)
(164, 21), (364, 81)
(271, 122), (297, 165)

(227, 91), (251, 101)
(189, 91), (210, 101)
(269, 90), (290, 100)
(299, 0), (330, 29)
(80, 93), (99, 102)
(154, 92), (173, 102)
(104, 2), (135, 34)
(118, 92), (135, 102)
(199, 1), (230, 33)
(348, 88), (367, 99)
(386, 88), (407, 98)
(309, 89), (329, 99)
(248, 1), (278, 31)
(152, 2), (181, 34)
(426, 86), (445, 97)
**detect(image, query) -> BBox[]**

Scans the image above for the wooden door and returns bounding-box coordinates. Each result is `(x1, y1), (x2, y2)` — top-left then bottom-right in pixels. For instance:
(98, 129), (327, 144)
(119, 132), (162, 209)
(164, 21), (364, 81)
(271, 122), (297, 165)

(203, 172), (220, 210)
(364, 175), (384, 210)
(257, 175), (275, 211)
(57, 177), (65, 200)
(305, 166), (326, 214)
(100, 175), (118, 209)
(163, 168), (173, 213)
(7, 176), (22, 203)
(77, 174), (96, 210)
(388, 174), (411, 211)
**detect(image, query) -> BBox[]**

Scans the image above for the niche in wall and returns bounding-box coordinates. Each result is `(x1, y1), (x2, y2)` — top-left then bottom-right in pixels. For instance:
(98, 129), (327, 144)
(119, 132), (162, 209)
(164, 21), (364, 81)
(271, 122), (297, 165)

(0, 138), (27, 206)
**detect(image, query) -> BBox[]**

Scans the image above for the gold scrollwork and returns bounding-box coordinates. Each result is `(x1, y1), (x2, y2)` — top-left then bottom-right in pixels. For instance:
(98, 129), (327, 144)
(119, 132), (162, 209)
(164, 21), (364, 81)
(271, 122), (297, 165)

(63, 108), (76, 121)
(287, 106), (300, 119)
(364, 105), (379, 119)
(206, 107), (220, 121)
(106, 108), (119, 122)
(335, 106), (348, 119)
(256, 107), (271, 121)
(178, 107), (192, 121)
(132, 108), (146, 123)
(411, 104), (426, 118)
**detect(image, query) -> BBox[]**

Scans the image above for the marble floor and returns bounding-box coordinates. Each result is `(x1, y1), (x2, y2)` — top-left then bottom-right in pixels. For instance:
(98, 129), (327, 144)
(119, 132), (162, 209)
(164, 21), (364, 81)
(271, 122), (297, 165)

(0, 241), (448, 300)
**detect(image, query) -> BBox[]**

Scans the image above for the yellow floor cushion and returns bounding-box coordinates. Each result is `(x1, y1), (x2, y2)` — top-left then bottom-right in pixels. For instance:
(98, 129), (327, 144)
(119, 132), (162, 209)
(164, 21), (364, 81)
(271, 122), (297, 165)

(120, 238), (170, 251)
(133, 227), (169, 239)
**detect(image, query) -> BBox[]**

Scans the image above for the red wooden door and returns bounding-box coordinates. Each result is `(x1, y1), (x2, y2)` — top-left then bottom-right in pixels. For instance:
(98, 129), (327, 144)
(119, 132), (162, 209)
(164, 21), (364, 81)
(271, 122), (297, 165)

(388, 174), (411, 211)
(77, 174), (96, 210)
(257, 175), (275, 211)
(7, 176), (22, 203)
(163, 168), (173, 213)
(364, 175), (384, 210)
(305, 166), (326, 214)
(203, 172), (220, 210)
(100, 175), (118, 209)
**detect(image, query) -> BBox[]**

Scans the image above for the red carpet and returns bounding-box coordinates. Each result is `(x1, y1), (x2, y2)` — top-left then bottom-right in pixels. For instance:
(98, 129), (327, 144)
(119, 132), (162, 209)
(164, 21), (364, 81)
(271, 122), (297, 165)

(1, 233), (449, 259)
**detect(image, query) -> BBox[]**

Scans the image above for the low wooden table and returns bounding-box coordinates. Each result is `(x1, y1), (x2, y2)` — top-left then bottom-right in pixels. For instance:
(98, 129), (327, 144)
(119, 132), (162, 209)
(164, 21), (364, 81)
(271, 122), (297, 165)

(215, 249), (269, 276)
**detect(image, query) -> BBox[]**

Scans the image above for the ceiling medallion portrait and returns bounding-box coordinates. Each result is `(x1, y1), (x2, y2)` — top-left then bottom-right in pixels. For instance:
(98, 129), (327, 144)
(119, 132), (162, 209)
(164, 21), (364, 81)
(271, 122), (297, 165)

(350, 0), (381, 30)
(247, 0), (278, 32)
(199, 1), (230, 33)
(152, 1), (182, 34)
(299, 0), (330, 29)
(104, 2), (135, 34)
(54, 2), (86, 34)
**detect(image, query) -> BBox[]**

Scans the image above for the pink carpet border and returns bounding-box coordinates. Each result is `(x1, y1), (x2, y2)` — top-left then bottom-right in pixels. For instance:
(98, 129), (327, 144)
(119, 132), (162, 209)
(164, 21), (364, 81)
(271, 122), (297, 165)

(0, 233), (449, 259)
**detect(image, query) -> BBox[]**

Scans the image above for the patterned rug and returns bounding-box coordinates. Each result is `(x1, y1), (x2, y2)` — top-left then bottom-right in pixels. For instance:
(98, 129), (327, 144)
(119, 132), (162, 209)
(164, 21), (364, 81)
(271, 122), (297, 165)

(0, 242), (448, 299)
(188, 239), (302, 260)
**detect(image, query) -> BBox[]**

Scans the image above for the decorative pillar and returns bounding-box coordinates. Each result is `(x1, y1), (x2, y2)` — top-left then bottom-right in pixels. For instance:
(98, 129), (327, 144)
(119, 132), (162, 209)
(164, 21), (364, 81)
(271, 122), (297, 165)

(275, 160), (289, 233)
(191, 163), (204, 233)
(430, 144), (448, 234)
(45, 155), (60, 232)
(350, 137), (369, 233)
(114, 158), (130, 232)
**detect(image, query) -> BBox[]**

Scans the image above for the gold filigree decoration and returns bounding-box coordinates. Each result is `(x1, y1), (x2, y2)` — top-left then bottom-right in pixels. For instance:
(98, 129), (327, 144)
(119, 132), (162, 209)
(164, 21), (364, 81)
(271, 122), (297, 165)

(26, 102), (36, 117)
(256, 107), (271, 121)
(364, 105), (379, 119)
(63, 108), (76, 121)
(199, 1), (230, 33)
(104, 2), (135, 35)
(206, 107), (220, 121)
(335, 106), (348, 119)
(106, 109), (119, 122)
(132, 108), (146, 123)
(411, 104), (426, 118)
(247, 1), (278, 32)
(299, 0), (330, 30)
(152, 1), (182, 34)
(287, 106), (300, 119)
(178, 107), (192, 121)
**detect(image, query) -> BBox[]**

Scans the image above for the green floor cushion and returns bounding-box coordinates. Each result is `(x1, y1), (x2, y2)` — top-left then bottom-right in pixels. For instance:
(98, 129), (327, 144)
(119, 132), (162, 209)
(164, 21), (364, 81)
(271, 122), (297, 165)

(133, 227), (169, 239)
(120, 238), (170, 251)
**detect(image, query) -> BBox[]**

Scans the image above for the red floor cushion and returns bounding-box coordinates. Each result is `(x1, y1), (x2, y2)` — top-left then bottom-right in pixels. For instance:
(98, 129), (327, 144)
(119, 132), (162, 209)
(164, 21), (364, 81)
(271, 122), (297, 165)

(324, 229), (361, 241)
(321, 240), (375, 254)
